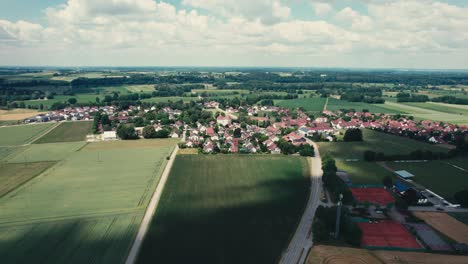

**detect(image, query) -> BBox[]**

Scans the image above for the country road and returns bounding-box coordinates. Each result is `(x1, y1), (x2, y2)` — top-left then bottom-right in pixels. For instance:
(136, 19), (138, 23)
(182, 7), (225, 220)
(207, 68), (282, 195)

(280, 140), (323, 264)
(125, 133), (185, 264)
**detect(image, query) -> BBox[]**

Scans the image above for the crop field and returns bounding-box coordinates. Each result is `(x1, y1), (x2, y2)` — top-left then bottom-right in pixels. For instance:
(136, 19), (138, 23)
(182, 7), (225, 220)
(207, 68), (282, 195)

(0, 162), (55, 197)
(137, 155), (310, 264)
(20, 94), (104, 109)
(0, 146), (25, 161)
(276, 97), (326, 111)
(384, 102), (468, 125)
(387, 160), (468, 201)
(124, 84), (155, 93)
(34, 121), (92, 144)
(0, 109), (44, 121)
(405, 102), (468, 116)
(0, 123), (54, 146)
(141, 96), (195, 103)
(335, 160), (395, 185)
(0, 139), (176, 263)
(326, 98), (401, 113)
(318, 129), (449, 160)
(5, 142), (87, 163)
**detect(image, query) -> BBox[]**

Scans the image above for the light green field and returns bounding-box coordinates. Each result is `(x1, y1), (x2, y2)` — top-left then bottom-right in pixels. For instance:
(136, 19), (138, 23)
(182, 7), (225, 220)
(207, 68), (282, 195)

(34, 121), (92, 144)
(0, 162), (55, 197)
(387, 160), (468, 201)
(0, 146), (25, 161)
(0, 123), (54, 146)
(318, 129), (449, 160)
(137, 155), (310, 264)
(384, 101), (468, 125)
(142, 96), (195, 103)
(124, 84), (155, 93)
(6, 142), (87, 163)
(20, 94), (104, 108)
(0, 139), (176, 263)
(327, 98), (401, 113)
(276, 97), (326, 111)
(335, 160), (395, 185)
(405, 102), (468, 116)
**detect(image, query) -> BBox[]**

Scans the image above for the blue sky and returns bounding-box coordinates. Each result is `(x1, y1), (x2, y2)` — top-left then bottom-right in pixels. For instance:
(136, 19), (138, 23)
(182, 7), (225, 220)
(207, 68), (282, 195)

(0, 0), (467, 68)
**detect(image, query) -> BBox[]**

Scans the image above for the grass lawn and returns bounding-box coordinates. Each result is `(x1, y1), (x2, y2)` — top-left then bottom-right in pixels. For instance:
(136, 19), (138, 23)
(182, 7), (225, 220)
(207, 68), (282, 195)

(34, 121), (92, 144)
(5, 142), (87, 163)
(0, 162), (55, 197)
(276, 97), (326, 111)
(0, 123), (54, 146)
(327, 98), (401, 113)
(387, 160), (468, 201)
(0, 139), (176, 263)
(318, 129), (449, 160)
(137, 155), (310, 264)
(335, 160), (395, 185)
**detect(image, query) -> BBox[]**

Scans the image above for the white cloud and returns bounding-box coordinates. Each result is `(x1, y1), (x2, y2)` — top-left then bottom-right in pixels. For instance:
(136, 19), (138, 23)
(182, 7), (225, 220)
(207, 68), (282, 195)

(312, 2), (332, 16)
(335, 7), (373, 31)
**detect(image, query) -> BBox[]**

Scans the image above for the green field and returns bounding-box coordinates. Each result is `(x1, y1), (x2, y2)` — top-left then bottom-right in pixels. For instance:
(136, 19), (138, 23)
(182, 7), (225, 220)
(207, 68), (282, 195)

(383, 102), (468, 125)
(6, 142), (87, 163)
(141, 96), (194, 103)
(0, 139), (176, 263)
(0, 146), (25, 161)
(449, 213), (468, 225)
(387, 160), (468, 201)
(335, 160), (395, 185)
(327, 98), (401, 113)
(318, 129), (449, 160)
(0, 162), (55, 197)
(34, 121), (92, 144)
(0, 123), (54, 146)
(137, 155), (310, 264)
(276, 97), (326, 111)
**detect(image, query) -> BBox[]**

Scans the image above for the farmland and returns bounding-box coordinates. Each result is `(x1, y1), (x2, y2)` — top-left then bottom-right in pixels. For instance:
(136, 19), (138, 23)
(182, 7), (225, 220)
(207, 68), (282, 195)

(387, 160), (468, 201)
(383, 102), (468, 125)
(326, 98), (400, 113)
(137, 155), (310, 264)
(0, 139), (177, 263)
(318, 129), (449, 160)
(34, 121), (92, 144)
(335, 160), (395, 185)
(5, 142), (87, 163)
(0, 109), (44, 121)
(0, 162), (55, 197)
(276, 97), (326, 112)
(0, 123), (55, 146)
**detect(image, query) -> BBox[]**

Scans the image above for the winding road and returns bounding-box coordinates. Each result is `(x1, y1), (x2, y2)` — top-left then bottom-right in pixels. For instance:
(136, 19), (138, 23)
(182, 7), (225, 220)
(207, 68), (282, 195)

(280, 140), (323, 264)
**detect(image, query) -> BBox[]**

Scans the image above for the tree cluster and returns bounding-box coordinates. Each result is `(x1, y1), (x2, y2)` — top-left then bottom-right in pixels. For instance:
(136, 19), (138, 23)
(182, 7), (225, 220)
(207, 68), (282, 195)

(321, 155), (353, 204)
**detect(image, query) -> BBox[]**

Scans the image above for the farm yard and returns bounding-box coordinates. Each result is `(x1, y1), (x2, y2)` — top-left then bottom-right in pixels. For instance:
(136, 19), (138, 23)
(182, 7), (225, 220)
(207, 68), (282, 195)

(0, 123), (55, 146)
(318, 129), (449, 160)
(137, 155), (310, 264)
(387, 160), (468, 201)
(34, 121), (93, 143)
(0, 138), (177, 263)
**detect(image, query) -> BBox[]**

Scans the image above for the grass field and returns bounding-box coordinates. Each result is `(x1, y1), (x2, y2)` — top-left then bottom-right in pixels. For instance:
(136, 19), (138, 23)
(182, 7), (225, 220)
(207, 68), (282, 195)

(34, 121), (92, 144)
(335, 160), (395, 185)
(318, 129), (449, 160)
(19, 94), (104, 109)
(383, 102), (468, 125)
(387, 160), (468, 201)
(6, 142), (87, 163)
(0, 162), (55, 197)
(0, 123), (54, 146)
(327, 98), (401, 113)
(0, 146), (25, 161)
(137, 155), (310, 264)
(0, 139), (177, 263)
(276, 97), (326, 111)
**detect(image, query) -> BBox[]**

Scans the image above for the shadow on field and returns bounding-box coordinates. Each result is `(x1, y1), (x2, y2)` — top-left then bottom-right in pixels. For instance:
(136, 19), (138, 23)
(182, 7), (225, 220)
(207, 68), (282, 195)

(137, 176), (310, 264)
(0, 217), (135, 264)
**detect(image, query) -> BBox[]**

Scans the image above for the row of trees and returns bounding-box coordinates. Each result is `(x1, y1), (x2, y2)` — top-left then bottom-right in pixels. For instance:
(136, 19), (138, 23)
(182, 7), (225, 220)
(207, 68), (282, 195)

(312, 206), (362, 246)
(321, 155), (353, 204)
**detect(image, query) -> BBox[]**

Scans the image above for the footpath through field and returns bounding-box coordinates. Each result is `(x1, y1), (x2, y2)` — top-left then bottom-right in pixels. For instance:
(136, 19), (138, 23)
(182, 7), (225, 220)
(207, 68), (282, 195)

(280, 140), (323, 264)
(125, 132), (184, 264)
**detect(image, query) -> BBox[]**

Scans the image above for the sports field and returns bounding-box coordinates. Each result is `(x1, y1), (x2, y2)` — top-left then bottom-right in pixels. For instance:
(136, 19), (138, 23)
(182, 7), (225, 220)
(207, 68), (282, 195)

(5, 142), (87, 163)
(335, 160), (395, 185)
(413, 212), (468, 245)
(0, 139), (176, 263)
(34, 121), (92, 143)
(276, 97), (326, 111)
(387, 160), (468, 201)
(137, 155), (310, 264)
(318, 129), (448, 160)
(0, 123), (54, 146)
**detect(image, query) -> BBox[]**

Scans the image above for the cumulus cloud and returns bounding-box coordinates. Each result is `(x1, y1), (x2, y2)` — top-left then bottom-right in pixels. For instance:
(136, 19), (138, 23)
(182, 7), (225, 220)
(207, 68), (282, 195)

(0, 0), (467, 67)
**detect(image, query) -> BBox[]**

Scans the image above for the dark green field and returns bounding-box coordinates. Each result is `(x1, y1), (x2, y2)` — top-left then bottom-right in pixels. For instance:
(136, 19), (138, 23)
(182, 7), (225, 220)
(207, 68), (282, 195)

(137, 155), (310, 264)
(0, 162), (55, 197)
(34, 121), (92, 143)
(335, 160), (395, 185)
(276, 97), (326, 112)
(326, 98), (401, 113)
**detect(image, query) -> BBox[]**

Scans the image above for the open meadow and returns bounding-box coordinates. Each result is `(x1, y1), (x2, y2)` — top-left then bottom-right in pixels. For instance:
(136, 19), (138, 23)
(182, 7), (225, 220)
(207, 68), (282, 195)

(318, 129), (449, 160)
(137, 155), (310, 264)
(326, 98), (401, 113)
(387, 160), (468, 201)
(335, 160), (395, 185)
(276, 97), (326, 112)
(34, 121), (92, 144)
(0, 139), (177, 264)
(0, 123), (55, 146)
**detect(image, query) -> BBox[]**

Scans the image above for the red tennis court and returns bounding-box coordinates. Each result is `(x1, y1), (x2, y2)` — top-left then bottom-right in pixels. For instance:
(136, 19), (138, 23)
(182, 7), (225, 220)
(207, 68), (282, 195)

(350, 187), (395, 206)
(358, 220), (422, 249)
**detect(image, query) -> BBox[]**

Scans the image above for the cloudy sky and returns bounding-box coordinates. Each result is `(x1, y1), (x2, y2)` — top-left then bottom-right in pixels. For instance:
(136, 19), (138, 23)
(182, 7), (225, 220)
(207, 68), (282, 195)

(0, 0), (467, 68)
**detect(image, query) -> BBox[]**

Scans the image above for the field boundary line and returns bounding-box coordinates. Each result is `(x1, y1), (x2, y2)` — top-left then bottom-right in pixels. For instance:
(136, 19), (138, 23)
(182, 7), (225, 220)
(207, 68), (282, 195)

(125, 144), (180, 264)
(28, 121), (62, 144)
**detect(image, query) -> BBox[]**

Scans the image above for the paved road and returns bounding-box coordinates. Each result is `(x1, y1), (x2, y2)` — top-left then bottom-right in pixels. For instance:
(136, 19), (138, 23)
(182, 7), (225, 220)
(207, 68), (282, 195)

(125, 134), (184, 264)
(280, 141), (323, 264)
